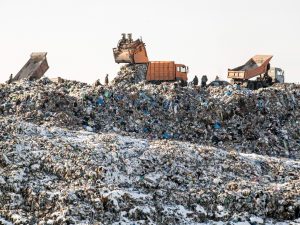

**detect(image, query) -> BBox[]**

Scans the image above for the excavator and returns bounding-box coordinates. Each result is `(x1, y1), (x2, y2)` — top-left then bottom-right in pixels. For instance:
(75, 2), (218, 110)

(228, 55), (285, 89)
(113, 33), (188, 84)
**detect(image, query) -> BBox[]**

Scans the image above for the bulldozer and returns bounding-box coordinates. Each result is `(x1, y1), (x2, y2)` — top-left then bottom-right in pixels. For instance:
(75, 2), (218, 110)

(113, 33), (188, 84)
(228, 55), (284, 89)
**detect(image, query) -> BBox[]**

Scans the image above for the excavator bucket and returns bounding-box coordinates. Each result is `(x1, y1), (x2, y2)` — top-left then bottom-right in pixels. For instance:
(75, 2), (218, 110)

(12, 52), (49, 82)
(113, 33), (149, 64)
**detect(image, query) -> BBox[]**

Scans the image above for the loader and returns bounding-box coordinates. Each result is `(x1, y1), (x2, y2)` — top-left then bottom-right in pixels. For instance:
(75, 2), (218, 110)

(113, 33), (188, 84)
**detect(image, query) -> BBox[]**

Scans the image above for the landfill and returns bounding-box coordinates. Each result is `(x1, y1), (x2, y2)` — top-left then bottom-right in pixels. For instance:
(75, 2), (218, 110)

(1, 75), (300, 159)
(0, 69), (300, 224)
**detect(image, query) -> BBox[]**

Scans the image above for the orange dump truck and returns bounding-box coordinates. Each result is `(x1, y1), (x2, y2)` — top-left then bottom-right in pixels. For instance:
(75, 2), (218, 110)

(228, 55), (284, 89)
(146, 61), (188, 82)
(113, 33), (188, 84)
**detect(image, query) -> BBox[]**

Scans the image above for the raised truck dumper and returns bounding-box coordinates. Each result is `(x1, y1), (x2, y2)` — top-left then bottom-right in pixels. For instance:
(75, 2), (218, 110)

(113, 33), (188, 84)
(11, 52), (49, 83)
(228, 55), (284, 89)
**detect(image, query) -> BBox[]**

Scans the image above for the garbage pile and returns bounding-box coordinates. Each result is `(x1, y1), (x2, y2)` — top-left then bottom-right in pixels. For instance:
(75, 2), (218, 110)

(0, 119), (299, 224)
(112, 64), (148, 87)
(1, 77), (299, 159)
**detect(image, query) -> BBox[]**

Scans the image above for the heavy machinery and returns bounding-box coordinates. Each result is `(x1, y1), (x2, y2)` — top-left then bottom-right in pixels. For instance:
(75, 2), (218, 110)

(227, 55), (284, 89)
(113, 33), (188, 83)
(11, 52), (49, 83)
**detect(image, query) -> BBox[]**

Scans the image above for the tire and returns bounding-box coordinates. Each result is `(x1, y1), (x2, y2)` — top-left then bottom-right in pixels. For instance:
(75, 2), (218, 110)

(247, 82), (255, 90)
(256, 82), (263, 89)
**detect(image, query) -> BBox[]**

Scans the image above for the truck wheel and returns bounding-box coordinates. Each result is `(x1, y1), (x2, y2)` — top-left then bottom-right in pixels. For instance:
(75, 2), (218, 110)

(256, 82), (263, 89)
(247, 82), (254, 90)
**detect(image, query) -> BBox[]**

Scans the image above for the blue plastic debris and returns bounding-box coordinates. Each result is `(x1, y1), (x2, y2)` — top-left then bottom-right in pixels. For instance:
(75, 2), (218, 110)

(97, 96), (105, 106)
(214, 121), (221, 129)
(162, 132), (172, 139)
(225, 90), (233, 96)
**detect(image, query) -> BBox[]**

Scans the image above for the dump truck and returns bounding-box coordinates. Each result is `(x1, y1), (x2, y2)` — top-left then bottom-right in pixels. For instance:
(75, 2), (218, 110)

(11, 52), (49, 83)
(228, 55), (284, 89)
(113, 33), (188, 84)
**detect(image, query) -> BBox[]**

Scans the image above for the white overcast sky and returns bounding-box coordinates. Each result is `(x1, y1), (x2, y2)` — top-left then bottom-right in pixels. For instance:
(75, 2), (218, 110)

(0, 0), (299, 84)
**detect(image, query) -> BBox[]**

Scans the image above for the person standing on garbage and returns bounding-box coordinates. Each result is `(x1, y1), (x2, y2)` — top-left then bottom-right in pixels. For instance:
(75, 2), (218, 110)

(201, 75), (208, 88)
(105, 74), (109, 85)
(93, 79), (102, 87)
(193, 75), (199, 86)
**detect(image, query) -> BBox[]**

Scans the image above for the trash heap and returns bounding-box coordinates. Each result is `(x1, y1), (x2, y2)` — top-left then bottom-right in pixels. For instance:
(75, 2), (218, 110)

(112, 64), (148, 87)
(0, 119), (299, 224)
(1, 77), (299, 159)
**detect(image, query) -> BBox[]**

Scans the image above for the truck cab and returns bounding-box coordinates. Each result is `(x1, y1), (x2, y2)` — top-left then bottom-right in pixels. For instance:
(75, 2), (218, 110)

(175, 64), (188, 81)
(268, 67), (285, 83)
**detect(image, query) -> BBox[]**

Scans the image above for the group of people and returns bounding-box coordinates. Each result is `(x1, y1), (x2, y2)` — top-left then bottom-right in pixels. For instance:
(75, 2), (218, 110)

(192, 75), (208, 87)
(192, 75), (222, 87)
(93, 74), (110, 87)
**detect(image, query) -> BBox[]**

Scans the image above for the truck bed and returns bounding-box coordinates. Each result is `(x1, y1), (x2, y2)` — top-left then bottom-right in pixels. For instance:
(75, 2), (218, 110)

(13, 52), (49, 81)
(146, 61), (176, 81)
(228, 55), (273, 80)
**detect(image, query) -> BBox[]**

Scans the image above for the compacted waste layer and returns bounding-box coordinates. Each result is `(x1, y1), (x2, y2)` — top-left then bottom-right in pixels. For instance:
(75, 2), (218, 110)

(0, 119), (299, 224)
(1, 76), (299, 159)
(0, 70), (300, 224)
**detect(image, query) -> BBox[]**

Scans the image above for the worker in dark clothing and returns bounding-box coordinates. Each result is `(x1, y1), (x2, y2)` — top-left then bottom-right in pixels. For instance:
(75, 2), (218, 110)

(93, 79), (101, 87)
(201, 75), (208, 88)
(193, 75), (199, 86)
(105, 74), (109, 85)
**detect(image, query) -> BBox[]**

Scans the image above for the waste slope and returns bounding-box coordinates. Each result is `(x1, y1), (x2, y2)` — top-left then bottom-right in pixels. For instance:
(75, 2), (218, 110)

(1, 78), (299, 159)
(0, 119), (299, 224)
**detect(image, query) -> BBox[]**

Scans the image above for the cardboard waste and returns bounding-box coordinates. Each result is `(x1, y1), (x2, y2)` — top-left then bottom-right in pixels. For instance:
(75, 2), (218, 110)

(0, 68), (300, 224)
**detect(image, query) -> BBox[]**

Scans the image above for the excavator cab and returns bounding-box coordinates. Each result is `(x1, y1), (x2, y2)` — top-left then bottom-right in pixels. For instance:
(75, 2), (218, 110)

(113, 33), (149, 64)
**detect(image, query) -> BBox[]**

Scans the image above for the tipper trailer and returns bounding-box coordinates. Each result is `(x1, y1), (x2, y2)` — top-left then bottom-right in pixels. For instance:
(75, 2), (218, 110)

(228, 55), (284, 89)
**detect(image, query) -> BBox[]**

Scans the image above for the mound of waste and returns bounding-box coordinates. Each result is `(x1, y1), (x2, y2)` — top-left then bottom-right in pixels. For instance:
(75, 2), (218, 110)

(1, 77), (299, 159)
(0, 119), (299, 224)
(112, 64), (148, 87)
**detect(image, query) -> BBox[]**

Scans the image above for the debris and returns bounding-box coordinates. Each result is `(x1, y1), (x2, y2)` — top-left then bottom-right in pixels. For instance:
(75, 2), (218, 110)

(0, 71), (299, 224)
(1, 78), (299, 159)
(0, 119), (299, 224)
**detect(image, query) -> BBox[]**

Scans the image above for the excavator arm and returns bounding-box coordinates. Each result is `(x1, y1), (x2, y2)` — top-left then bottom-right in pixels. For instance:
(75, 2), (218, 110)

(113, 33), (149, 64)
